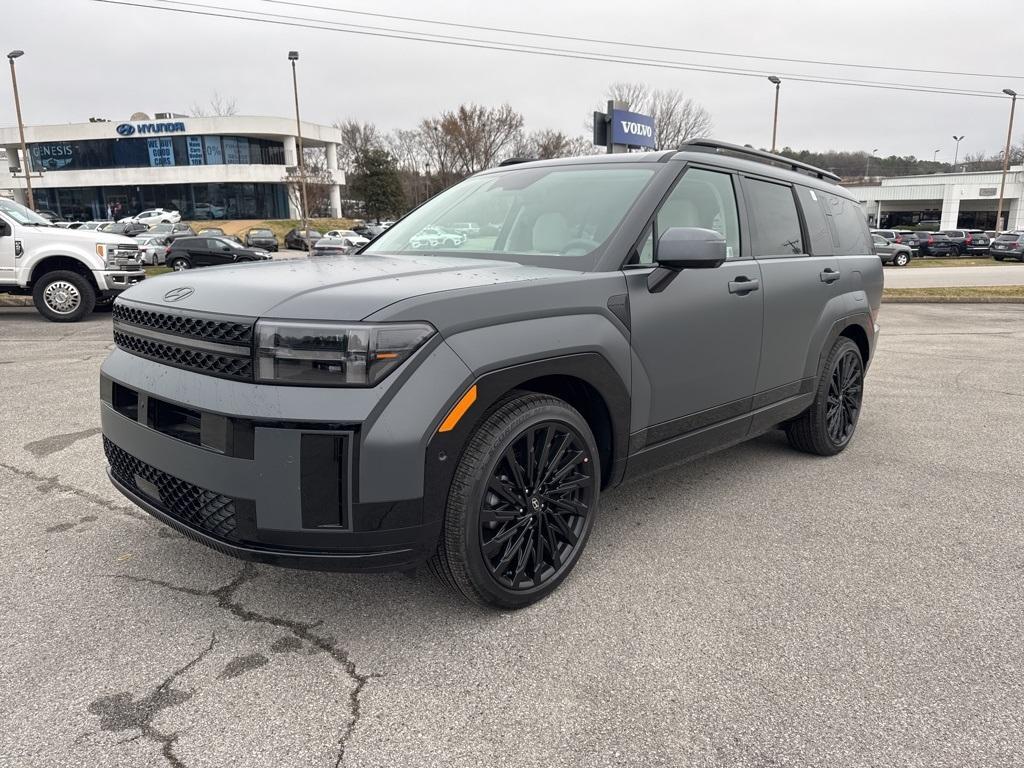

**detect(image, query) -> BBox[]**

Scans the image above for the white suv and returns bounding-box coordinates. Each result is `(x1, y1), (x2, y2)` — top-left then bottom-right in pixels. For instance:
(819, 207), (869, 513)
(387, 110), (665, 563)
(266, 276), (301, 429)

(0, 198), (145, 322)
(119, 208), (181, 226)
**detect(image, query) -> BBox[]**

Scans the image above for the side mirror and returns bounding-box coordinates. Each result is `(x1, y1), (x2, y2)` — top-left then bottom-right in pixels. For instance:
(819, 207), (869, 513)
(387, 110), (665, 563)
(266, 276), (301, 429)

(656, 227), (727, 270)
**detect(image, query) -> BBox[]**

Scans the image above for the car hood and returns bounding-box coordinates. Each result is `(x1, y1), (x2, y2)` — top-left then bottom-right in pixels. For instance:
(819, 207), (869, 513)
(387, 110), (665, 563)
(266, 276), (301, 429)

(21, 225), (136, 246)
(118, 253), (580, 320)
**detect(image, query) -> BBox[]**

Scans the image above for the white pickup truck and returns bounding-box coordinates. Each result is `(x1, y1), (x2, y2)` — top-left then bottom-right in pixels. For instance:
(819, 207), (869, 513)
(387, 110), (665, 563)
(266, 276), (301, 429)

(0, 198), (145, 322)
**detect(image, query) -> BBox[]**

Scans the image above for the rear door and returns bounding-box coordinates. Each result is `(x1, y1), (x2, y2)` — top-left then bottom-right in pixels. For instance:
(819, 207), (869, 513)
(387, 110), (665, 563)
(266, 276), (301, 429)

(748, 179), (840, 397)
(204, 238), (234, 265)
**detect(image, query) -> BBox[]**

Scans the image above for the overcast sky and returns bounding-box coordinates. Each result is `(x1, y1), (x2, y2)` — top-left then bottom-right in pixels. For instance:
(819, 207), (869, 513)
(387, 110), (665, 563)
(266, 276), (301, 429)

(5, 0), (1023, 160)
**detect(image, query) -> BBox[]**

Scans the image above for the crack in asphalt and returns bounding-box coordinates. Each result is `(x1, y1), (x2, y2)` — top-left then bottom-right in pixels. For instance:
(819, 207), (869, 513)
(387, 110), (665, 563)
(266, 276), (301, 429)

(115, 565), (378, 767)
(88, 634), (218, 768)
(0, 462), (149, 522)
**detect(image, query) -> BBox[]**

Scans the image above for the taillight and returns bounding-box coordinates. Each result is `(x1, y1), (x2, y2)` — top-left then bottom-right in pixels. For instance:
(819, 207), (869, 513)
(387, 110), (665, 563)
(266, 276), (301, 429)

(927, 236), (934, 244)
(966, 234), (973, 244)
(895, 235), (902, 243)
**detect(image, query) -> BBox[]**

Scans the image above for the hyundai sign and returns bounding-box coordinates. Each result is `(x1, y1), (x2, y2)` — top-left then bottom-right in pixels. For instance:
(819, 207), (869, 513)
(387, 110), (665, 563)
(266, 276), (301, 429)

(115, 121), (187, 137)
(609, 109), (656, 149)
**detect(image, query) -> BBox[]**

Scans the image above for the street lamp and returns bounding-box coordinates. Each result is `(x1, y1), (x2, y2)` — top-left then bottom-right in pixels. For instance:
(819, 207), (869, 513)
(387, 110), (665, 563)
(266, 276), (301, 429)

(996, 89), (1017, 232)
(932, 149), (941, 162)
(768, 76), (781, 153)
(288, 50), (309, 241)
(7, 49), (34, 210)
(952, 135), (965, 168)
(865, 148), (878, 179)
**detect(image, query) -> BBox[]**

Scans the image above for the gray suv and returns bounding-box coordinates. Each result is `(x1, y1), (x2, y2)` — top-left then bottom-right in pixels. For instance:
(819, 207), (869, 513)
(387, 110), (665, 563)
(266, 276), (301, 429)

(100, 140), (882, 608)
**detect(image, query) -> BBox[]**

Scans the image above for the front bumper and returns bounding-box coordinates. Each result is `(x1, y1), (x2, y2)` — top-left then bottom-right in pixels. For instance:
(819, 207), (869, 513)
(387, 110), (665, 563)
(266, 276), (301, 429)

(94, 268), (146, 292)
(100, 337), (474, 571)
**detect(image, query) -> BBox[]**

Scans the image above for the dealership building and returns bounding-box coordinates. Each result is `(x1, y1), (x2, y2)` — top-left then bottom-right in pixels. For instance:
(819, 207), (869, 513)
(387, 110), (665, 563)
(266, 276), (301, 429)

(847, 166), (1024, 231)
(0, 114), (346, 221)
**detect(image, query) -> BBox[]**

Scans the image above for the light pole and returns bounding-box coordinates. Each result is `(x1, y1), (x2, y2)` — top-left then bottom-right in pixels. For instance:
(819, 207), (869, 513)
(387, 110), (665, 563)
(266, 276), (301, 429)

(865, 148), (878, 179)
(952, 135), (965, 168)
(768, 76), (781, 153)
(7, 49), (34, 211)
(996, 89), (1017, 233)
(288, 50), (309, 240)
(933, 149), (941, 162)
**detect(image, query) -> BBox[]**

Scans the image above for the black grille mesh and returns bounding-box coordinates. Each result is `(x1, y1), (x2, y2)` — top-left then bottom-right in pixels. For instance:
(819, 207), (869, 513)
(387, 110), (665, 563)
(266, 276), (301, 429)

(113, 330), (252, 380)
(104, 437), (239, 541)
(112, 303), (253, 344)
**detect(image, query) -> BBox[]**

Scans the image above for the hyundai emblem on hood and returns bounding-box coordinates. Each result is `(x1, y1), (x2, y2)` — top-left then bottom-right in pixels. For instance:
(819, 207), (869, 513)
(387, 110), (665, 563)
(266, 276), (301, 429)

(163, 286), (195, 302)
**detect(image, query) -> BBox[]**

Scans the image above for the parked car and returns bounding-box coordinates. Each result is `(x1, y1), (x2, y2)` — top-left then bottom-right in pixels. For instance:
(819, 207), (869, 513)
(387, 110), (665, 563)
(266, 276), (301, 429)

(918, 232), (956, 257)
(101, 141), (881, 608)
(164, 236), (272, 270)
(898, 231), (922, 254)
(0, 197), (144, 322)
(244, 227), (279, 251)
(147, 222), (195, 243)
(196, 227), (225, 237)
(450, 222), (481, 238)
(353, 224), (386, 240)
(871, 234), (912, 266)
(34, 209), (62, 223)
(119, 208), (181, 226)
(989, 232), (1024, 261)
(101, 221), (150, 237)
(284, 228), (322, 250)
(134, 234), (170, 266)
(311, 235), (366, 256)
(871, 229), (911, 245)
(193, 202), (226, 219)
(78, 220), (114, 231)
(324, 229), (370, 246)
(939, 229), (990, 256)
(409, 226), (467, 249)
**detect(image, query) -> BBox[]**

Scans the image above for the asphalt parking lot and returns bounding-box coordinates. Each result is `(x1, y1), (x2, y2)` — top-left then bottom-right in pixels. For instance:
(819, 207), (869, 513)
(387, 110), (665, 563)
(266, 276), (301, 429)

(1, 302), (1022, 767)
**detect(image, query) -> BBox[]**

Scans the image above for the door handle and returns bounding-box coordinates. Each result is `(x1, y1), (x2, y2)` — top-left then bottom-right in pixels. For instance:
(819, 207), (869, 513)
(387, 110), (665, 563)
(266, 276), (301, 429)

(820, 268), (841, 283)
(728, 277), (760, 294)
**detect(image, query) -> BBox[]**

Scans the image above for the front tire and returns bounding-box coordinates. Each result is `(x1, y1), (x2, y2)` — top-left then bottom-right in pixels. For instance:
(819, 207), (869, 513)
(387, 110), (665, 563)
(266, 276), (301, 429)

(32, 270), (95, 322)
(169, 257), (191, 271)
(786, 337), (864, 456)
(893, 252), (910, 267)
(429, 392), (600, 609)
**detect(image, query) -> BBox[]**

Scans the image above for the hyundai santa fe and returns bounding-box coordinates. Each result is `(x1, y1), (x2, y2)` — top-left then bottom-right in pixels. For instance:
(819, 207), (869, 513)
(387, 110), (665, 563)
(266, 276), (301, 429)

(100, 140), (882, 608)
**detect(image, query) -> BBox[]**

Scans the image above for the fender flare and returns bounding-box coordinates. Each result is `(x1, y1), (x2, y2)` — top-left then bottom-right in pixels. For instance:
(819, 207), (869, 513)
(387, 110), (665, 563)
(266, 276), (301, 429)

(422, 352), (630, 521)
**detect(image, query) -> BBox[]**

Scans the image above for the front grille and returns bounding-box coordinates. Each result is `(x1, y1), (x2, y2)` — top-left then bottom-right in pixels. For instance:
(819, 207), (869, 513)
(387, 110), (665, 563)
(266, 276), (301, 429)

(112, 303), (253, 345)
(113, 300), (255, 381)
(104, 436), (239, 541)
(112, 329), (253, 380)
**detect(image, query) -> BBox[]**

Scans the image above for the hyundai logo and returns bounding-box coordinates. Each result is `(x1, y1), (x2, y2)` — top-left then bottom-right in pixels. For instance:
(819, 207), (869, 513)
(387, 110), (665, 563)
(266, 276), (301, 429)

(163, 286), (195, 302)
(116, 123), (136, 136)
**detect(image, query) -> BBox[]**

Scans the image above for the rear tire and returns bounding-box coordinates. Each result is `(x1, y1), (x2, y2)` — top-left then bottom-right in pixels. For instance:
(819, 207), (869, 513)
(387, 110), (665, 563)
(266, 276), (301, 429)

(893, 252), (910, 267)
(429, 392), (600, 609)
(993, 255), (1004, 261)
(786, 337), (864, 456)
(32, 270), (95, 323)
(169, 257), (190, 271)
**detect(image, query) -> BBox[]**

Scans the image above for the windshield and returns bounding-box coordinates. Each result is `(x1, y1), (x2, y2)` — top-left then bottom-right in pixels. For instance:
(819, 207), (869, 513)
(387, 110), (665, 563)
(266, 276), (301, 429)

(0, 198), (52, 226)
(250, 229), (272, 236)
(365, 164), (656, 267)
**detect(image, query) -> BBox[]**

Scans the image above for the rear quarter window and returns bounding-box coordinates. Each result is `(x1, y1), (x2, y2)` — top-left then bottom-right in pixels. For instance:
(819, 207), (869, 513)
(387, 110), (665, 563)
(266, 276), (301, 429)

(797, 186), (833, 256)
(821, 192), (871, 256)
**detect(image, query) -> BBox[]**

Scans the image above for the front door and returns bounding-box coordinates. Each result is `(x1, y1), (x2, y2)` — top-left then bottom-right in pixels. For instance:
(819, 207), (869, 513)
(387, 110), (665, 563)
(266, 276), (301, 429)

(0, 215), (16, 283)
(626, 166), (763, 448)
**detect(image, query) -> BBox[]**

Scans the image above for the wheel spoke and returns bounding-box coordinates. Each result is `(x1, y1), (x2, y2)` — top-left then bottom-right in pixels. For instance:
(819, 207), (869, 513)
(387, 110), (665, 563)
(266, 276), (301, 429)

(503, 445), (528, 492)
(547, 509), (580, 546)
(487, 478), (522, 509)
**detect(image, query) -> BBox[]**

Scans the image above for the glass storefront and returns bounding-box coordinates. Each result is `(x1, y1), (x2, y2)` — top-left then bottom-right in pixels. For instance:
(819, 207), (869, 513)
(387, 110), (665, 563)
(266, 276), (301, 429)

(28, 135), (285, 172)
(33, 183), (290, 221)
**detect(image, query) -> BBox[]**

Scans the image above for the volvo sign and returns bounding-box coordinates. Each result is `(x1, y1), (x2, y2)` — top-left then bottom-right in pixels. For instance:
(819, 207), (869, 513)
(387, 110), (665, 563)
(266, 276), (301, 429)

(609, 109), (656, 149)
(115, 121), (187, 137)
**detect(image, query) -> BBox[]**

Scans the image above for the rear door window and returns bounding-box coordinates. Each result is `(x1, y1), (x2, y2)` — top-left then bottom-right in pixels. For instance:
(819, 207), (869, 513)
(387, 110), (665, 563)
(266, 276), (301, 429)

(745, 178), (803, 257)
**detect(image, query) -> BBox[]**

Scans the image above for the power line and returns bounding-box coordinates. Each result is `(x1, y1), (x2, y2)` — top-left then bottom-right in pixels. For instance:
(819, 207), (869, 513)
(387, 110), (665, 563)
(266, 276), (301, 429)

(90, 0), (1009, 100)
(255, 0), (1024, 82)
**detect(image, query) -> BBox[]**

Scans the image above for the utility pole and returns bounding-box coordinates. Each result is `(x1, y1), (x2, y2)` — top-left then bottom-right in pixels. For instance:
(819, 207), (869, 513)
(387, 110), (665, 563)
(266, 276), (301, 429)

(288, 51), (309, 241)
(7, 50), (34, 210)
(768, 76), (781, 153)
(996, 90), (1017, 232)
(865, 148), (878, 179)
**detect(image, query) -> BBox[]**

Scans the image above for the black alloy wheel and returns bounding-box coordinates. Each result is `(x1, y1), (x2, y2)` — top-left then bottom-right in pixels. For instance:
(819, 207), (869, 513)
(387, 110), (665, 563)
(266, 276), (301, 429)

(479, 421), (594, 592)
(429, 392), (600, 608)
(786, 336), (865, 456)
(825, 348), (863, 447)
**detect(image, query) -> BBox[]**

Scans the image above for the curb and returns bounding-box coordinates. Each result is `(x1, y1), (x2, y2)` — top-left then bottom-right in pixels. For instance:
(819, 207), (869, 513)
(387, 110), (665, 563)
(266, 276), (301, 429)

(0, 296), (33, 307)
(883, 296), (1024, 304)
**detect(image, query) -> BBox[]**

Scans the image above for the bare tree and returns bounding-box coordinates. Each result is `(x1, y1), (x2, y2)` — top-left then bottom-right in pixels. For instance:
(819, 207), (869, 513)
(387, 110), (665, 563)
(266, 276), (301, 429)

(604, 82), (713, 149)
(437, 104), (525, 175)
(332, 120), (381, 174)
(522, 129), (597, 159)
(189, 91), (238, 118)
(284, 147), (334, 219)
(386, 128), (429, 174)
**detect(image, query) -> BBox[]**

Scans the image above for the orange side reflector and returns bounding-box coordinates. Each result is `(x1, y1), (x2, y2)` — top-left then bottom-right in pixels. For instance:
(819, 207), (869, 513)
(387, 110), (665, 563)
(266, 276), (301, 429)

(438, 385), (477, 433)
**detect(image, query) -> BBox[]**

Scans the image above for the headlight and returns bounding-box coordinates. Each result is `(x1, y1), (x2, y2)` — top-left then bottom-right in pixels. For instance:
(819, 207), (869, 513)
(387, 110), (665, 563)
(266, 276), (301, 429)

(96, 242), (123, 266)
(255, 320), (435, 386)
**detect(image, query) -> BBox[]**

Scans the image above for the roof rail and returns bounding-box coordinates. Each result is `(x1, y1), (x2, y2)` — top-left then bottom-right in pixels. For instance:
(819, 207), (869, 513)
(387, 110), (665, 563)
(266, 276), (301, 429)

(498, 157), (536, 166)
(680, 139), (842, 183)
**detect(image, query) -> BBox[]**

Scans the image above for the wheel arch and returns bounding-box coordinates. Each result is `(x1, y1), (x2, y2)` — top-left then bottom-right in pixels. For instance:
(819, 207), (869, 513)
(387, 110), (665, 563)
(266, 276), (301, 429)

(423, 353), (630, 523)
(29, 255), (99, 289)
